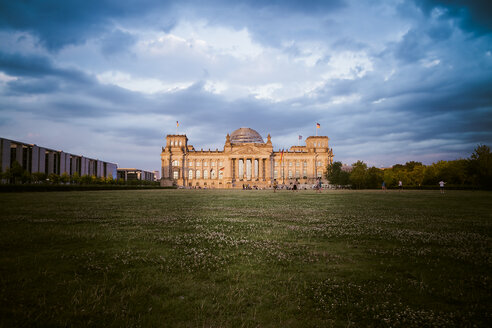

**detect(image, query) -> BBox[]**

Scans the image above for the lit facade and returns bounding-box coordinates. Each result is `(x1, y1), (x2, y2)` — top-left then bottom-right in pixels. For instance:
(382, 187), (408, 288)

(160, 128), (334, 188)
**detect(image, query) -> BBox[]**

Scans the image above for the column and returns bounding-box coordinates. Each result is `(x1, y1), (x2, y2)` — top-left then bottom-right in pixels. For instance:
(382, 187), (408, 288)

(251, 158), (255, 180)
(31, 145), (39, 173)
(1, 139), (11, 172)
(16, 144), (23, 166)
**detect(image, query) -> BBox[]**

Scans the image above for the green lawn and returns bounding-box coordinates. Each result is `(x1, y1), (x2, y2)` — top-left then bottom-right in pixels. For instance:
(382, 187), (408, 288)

(0, 189), (491, 327)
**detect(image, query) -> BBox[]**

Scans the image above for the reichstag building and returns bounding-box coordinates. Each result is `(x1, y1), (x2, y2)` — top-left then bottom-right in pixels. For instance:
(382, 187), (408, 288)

(161, 127), (333, 188)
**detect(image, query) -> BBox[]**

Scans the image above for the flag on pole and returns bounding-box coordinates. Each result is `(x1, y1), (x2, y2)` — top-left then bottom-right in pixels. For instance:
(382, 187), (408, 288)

(280, 150), (284, 162)
(298, 135), (302, 140)
(176, 121), (179, 127)
(219, 167), (225, 171)
(316, 123), (320, 129)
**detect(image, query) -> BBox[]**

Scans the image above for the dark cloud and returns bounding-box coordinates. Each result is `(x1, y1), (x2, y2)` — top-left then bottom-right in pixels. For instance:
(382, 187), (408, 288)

(6, 78), (61, 95)
(415, 0), (492, 35)
(0, 51), (93, 84)
(0, 0), (174, 51)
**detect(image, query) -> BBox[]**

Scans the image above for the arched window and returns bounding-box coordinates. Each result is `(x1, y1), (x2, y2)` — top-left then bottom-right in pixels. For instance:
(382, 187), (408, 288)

(170, 141), (174, 146)
(188, 169), (193, 179)
(203, 170), (209, 179)
(211, 169), (216, 179)
(218, 170), (223, 179)
(179, 141), (182, 146)
(196, 170), (201, 179)
(173, 171), (179, 179)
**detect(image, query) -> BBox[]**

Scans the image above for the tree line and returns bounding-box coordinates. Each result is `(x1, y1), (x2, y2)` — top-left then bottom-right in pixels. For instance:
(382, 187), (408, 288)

(326, 144), (492, 190)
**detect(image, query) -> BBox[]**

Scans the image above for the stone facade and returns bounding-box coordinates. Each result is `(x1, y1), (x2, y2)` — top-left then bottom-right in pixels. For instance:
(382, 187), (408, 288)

(160, 128), (333, 188)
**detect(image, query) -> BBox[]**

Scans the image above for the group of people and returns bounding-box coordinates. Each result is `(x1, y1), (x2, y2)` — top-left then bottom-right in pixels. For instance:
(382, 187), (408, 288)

(381, 180), (447, 193)
(272, 177), (323, 193)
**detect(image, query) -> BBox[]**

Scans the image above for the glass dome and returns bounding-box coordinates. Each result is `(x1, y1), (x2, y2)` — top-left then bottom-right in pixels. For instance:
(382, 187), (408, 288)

(230, 127), (264, 144)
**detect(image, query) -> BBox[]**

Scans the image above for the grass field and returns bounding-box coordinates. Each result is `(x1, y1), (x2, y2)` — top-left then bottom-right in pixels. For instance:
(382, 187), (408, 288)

(0, 189), (491, 327)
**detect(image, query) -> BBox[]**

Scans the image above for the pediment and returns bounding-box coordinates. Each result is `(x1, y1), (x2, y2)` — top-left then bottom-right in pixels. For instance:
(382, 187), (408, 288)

(229, 145), (272, 156)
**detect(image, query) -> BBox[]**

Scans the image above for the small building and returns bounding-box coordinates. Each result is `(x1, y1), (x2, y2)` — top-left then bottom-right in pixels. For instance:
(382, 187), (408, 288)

(117, 168), (156, 182)
(0, 137), (117, 179)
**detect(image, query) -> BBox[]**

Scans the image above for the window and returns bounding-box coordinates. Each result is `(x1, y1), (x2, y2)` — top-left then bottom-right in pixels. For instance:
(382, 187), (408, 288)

(196, 162), (201, 167)
(219, 161), (223, 166)
(317, 161), (322, 167)
(170, 141), (174, 146)
(204, 162), (208, 167)
(288, 170), (293, 178)
(317, 171), (322, 178)
(189, 161), (193, 166)
(275, 162), (278, 167)
(296, 161), (300, 167)
(211, 162), (215, 167)
(218, 170), (223, 179)
(196, 170), (201, 178)
(173, 171), (179, 179)
(289, 162), (293, 167)
(274, 170), (278, 178)
(303, 169), (307, 177)
(295, 170), (300, 178)
(211, 169), (216, 179)
(172, 160), (179, 166)
(203, 170), (208, 179)
(179, 141), (182, 146)
(188, 169), (193, 179)
(303, 161), (307, 167)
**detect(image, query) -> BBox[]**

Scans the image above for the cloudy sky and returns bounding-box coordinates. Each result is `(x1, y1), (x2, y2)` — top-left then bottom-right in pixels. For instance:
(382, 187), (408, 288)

(1, 0), (491, 170)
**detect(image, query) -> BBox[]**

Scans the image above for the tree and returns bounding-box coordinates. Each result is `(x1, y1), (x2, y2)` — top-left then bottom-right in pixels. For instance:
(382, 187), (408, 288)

(326, 161), (350, 186)
(350, 160), (368, 189)
(366, 166), (383, 189)
(71, 172), (81, 184)
(32, 172), (47, 183)
(48, 173), (60, 184)
(10, 161), (24, 184)
(468, 144), (492, 188)
(60, 172), (70, 184)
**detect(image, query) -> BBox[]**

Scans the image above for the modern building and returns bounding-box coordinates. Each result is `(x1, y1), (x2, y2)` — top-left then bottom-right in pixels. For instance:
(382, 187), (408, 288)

(117, 168), (156, 182)
(160, 127), (334, 188)
(0, 137), (117, 179)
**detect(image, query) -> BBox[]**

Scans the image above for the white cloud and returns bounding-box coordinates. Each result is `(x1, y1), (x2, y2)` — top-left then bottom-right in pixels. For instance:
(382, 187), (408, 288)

(421, 58), (441, 68)
(322, 51), (374, 80)
(0, 72), (18, 82)
(96, 71), (193, 94)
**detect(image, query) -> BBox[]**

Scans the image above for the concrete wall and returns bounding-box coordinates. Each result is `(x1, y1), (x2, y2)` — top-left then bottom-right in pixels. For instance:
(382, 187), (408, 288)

(31, 146), (39, 173)
(38, 148), (46, 174)
(59, 152), (66, 174)
(47, 152), (54, 174)
(1, 139), (11, 172)
(97, 160), (103, 177)
(16, 144), (23, 165)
